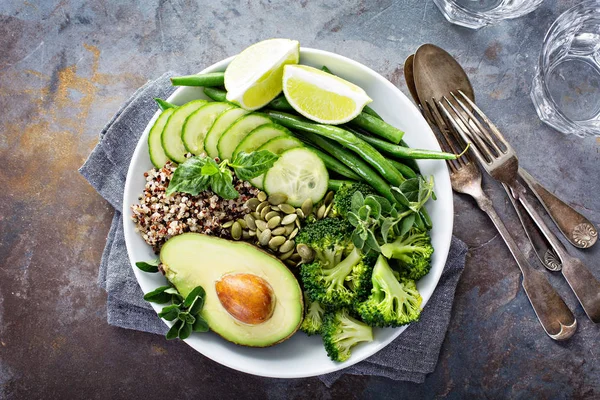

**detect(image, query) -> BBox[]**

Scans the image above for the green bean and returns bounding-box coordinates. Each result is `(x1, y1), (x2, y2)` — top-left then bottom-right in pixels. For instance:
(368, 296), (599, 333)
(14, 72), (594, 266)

(389, 159), (417, 179)
(170, 72), (225, 87)
(348, 112), (404, 144)
(266, 111), (406, 187)
(349, 128), (459, 160)
(203, 87), (228, 102)
(154, 98), (176, 111)
(399, 140), (421, 172)
(297, 131), (395, 202)
(329, 179), (358, 191)
(303, 145), (363, 181)
(267, 95), (295, 112)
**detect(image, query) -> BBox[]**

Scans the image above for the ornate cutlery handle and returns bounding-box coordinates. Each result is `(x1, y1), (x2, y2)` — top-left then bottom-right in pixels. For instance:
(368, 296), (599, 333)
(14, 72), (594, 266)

(511, 180), (600, 323)
(519, 168), (598, 249)
(473, 193), (577, 340)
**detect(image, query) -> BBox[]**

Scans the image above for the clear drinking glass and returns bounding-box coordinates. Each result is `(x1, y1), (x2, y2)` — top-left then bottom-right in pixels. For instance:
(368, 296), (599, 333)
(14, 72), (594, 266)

(433, 0), (545, 29)
(530, 1), (600, 138)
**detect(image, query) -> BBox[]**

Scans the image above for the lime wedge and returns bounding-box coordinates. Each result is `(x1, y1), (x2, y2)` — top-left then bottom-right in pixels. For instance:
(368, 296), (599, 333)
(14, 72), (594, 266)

(225, 39), (300, 110)
(282, 65), (372, 125)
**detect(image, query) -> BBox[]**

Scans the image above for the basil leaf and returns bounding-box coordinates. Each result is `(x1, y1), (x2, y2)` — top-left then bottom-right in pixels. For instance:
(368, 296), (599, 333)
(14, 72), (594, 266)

(201, 158), (220, 176)
(211, 168), (238, 200)
(158, 304), (180, 321)
(164, 287), (179, 295)
(192, 315), (209, 332)
(399, 213), (416, 236)
(171, 293), (184, 305)
(231, 150), (279, 180)
(143, 286), (172, 304)
(166, 320), (183, 340)
(178, 321), (192, 340)
(184, 286), (206, 308)
(135, 258), (160, 273)
(166, 156), (211, 196)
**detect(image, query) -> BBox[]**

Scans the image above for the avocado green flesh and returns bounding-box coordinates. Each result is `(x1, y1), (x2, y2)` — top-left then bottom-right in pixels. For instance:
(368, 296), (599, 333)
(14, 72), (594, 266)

(160, 233), (303, 347)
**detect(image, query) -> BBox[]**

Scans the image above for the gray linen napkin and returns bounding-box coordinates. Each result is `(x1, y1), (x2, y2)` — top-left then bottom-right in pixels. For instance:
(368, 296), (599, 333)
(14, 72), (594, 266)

(80, 73), (468, 383)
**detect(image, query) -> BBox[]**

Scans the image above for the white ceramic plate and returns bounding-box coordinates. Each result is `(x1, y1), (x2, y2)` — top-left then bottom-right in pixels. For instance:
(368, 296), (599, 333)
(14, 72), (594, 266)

(123, 48), (453, 379)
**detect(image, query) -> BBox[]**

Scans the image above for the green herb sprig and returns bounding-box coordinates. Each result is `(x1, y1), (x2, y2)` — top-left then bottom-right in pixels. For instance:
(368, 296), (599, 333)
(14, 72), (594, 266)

(143, 285), (209, 340)
(166, 150), (279, 199)
(348, 176), (434, 254)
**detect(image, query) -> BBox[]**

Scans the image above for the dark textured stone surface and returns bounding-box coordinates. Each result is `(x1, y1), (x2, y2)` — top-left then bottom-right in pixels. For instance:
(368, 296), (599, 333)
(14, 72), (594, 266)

(1, 0), (599, 398)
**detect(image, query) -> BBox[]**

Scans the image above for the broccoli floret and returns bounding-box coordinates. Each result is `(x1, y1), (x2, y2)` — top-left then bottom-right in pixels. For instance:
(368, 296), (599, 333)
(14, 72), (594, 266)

(331, 182), (377, 218)
(380, 229), (434, 281)
(301, 292), (326, 336)
(297, 218), (374, 307)
(356, 255), (422, 327)
(296, 218), (353, 267)
(322, 308), (373, 362)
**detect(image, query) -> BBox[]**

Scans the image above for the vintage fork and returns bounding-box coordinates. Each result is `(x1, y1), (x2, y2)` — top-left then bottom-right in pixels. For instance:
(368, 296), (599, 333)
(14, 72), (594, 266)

(424, 101), (576, 340)
(438, 90), (600, 323)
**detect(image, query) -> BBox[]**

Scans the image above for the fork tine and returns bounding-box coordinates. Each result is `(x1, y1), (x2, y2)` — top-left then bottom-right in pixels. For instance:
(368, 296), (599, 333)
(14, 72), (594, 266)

(436, 98), (490, 168)
(440, 96), (495, 164)
(450, 92), (504, 156)
(424, 100), (459, 173)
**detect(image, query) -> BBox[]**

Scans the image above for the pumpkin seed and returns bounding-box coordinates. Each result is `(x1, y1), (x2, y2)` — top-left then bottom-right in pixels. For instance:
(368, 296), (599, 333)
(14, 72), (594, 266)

(231, 222), (242, 240)
(242, 231), (250, 240)
(257, 191), (267, 202)
(265, 211), (280, 221)
(290, 253), (302, 262)
(279, 249), (295, 261)
(295, 219), (301, 229)
(259, 229), (272, 246)
(324, 191), (334, 205)
(297, 243), (314, 262)
(267, 216), (281, 229)
(251, 211), (261, 220)
(269, 236), (286, 248)
(278, 203), (296, 214)
(281, 213), (297, 225)
(222, 220), (234, 229)
(317, 204), (326, 219)
(256, 201), (269, 213)
(279, 240), (295, 253)
(301, 198), (313, 217)
(289, 227), (299, 240)
(244, 214), (256, 230)
(272, 226), (286, 236)
(237, 218), (247, 229)
(295, 208), (305, 219)
(270, 205), (280, 212)
(324, 202), (333, 219)
(260, 206), (270, 220)
(248, 230), (257, 237)
(284, 223), (295, 235)
(268, 193), (288, 205)
(255, 220), (268, 231)
(245, 198), (260, 211)
(285, 259), (297, 267)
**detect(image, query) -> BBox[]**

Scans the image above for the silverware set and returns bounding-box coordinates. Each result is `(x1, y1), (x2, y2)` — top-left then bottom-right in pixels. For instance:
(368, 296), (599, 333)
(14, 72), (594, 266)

(404, 44), (600, 340)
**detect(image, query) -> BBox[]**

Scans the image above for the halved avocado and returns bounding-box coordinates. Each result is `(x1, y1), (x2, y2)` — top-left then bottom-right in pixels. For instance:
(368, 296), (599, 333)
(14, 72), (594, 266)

(160, 233), (303, 347)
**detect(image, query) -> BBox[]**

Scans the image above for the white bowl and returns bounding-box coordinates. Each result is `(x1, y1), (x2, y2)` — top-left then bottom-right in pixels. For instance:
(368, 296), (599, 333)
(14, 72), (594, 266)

(123, 48), (453, 378)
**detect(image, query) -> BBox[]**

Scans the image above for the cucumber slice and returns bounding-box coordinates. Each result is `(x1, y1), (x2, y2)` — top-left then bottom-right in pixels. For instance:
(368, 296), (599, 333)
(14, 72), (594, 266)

(204, 108), (249, 159)
(233, 123), (291, 158)
(263, 148), (328, 207)
(217, 114), (271, 161)
(250, 135), (303, 189)
(182, 102), (235, 155)
(161, 100), (207, 163)
(148, 108), (176, 168)
(257, 136), (303, 154)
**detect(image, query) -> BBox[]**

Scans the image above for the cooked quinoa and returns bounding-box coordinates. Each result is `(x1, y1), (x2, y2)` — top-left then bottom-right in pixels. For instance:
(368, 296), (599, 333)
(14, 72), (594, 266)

(131, 161), (260, 252)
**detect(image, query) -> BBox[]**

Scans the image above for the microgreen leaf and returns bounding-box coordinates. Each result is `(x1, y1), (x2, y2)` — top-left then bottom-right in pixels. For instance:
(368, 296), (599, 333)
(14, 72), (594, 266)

(230, 150), (280, 180)
(158, 304), (180, 321)
(347, 212), (360, 227)
(189, 295), (205, 315)
(201, 158), (220, 176)
(413, 211), (426, 231)
(184, 286), (206, 308)
(358, 205), (371, 222)
(351, 191), (364, 212)
(178, 321), (192, 340)
(167, 156), (211, 196)
(211, 168), (238, 200)
(135, 258), (160, 273)
(364, 196), (382, 219)
(143, 286), (173, 304)
(192, 315), (209, 332)
(352, 231), (366, 250)
(164, 287), (179, 295)
(399, 213), (416, 236)
(391, 187), (410, 207)
(166, 320), (183, 340)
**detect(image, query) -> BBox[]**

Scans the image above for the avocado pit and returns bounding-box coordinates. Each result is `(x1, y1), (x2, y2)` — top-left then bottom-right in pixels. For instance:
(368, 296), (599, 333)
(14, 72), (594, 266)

(215, 273), (275, 325)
